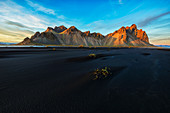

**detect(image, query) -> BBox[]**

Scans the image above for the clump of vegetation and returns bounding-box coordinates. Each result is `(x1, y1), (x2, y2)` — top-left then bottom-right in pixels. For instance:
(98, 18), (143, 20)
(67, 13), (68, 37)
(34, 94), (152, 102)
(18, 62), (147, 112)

(79, 45), (84, 48)
(53, 48), (56, 51)
(88, 54), (96, 58)
(93, 67), (112, 80)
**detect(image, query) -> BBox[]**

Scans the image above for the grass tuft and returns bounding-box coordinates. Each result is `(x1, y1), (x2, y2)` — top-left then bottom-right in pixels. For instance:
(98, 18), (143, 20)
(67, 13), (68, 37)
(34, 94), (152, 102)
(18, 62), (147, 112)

(53, 48), (56, 51)
(88, 54), (96, 58)
(93, 67), (112, 80)
(79, 45), (84, 48)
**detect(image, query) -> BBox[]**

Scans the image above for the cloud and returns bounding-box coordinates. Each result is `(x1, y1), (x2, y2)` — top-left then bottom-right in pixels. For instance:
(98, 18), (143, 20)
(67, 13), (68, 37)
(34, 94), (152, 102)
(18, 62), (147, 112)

(0, 0), (81, 42)
(0, 26), (35, 42)
(119, 0), (123, 4)
(0, 28), (25, 37)
(149, 33), (163, 37)
(23, 30), (34, 34)
(128, 3), (143, 14)
(0, 0), (48, 29)
(150, 37), (170, 42)
(57, 15), (65, 19)
(6, 20), (30, 29)
(138, 11), (170, 27)
(153, 23), (170, 29)
(25, 0), (56, 15)
(109, 0), (123, 5)
(84, 11), (144, 35)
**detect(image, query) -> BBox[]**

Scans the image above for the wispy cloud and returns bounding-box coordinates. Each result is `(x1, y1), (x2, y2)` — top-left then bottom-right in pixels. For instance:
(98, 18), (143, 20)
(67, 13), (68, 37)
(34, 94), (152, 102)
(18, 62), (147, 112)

(119, 0), (123, 4)
(0, 0), (49, 42)
(0, 34), (22, 43)
(109, 0), (123, 5)
(0, 0), (48, 29)
(138, 11), (170, 27)
(57, 15), (65, 19)
(151, 37), (170, 41)
(0, 28), (25, 37)
(153, 23), (170, 29)
(0, 0), (80, 42)
(84, 11), (145, 35)
(128, 3), (143, 14)
(6, 20), (30, 29)
(150, 37), (170, 45)
(0, 24), (36, 42)
(25, 0), (56, 15)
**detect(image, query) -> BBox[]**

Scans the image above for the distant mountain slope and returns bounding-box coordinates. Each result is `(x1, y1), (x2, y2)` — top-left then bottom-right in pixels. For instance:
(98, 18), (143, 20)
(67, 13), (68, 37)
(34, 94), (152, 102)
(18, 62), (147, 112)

(18, 24), (152, 46)
(156, 45), (170, 48)
(0, 42), (17, 45)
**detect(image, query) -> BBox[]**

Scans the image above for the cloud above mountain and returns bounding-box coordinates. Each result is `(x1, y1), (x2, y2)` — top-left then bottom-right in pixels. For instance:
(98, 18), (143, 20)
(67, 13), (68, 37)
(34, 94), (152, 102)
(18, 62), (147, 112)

(6, 20), (31, 29)
(25, 0), (56, 15)
(138, 11), (170, 27)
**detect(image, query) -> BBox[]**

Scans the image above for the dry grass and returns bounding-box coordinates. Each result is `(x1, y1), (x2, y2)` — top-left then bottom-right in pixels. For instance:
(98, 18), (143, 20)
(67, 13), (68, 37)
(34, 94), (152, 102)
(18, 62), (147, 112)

(53, 48), (56, 51)
(88, 54), (96, 58)
(92, 67), (112, 80)
(79, 45), (84, 48)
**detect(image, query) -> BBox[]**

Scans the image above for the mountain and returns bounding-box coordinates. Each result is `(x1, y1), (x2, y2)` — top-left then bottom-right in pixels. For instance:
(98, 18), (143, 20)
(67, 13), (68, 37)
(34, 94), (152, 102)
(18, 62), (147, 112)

(156, 45), (170, 48)
(18, 24), (152, 46)
(104, 24), (150, 46)
(45, 25), (67, 33)
(0, 42), (17, 45)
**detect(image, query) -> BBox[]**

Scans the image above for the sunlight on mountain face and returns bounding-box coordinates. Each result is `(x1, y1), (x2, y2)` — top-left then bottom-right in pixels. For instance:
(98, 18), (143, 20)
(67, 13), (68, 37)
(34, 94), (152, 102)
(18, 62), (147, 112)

(18, 24), (153, 47)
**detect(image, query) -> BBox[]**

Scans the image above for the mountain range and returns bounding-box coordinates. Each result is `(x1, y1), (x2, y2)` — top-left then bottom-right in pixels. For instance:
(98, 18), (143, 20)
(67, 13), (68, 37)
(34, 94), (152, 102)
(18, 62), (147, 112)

(18, 24), (152, 46)
(0, 42), (17, 45)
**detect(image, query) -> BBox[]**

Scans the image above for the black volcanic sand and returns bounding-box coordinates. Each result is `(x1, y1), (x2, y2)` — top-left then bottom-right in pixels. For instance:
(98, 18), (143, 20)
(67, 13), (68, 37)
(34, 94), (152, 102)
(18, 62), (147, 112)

(0, 47), (170, 113)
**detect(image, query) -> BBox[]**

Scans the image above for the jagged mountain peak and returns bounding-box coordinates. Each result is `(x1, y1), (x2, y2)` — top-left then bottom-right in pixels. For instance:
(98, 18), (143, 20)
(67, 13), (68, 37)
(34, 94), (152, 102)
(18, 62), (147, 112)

(117, 26), (127, 33)
(18, 37), (31, 45)
(61, 26), (81, 34)
(45, 26), (68, 33)
(54, 25), (67, 33)
(131, 24), (137, 28)
(19, 24), (152, 46)
(84, 31), (90, 34)
(105, 24), (149, 44)
(45, 27), (54, 32)
(106, 26), (127, 37)
(30, 32), (40, 40)
(90, 32), (105, 39)
(126, 26), (130, 30)
(34, 32), (40, 35)
(59, 25), (67, 28)
(83, 31), (90, 36)
(54, 25), (67, 29)
(130, 24), (137, 31)
(69, 26), (78, 30)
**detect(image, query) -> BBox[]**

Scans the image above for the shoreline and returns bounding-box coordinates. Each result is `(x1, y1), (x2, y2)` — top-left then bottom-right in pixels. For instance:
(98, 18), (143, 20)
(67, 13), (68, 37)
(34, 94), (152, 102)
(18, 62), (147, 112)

(0, 45), (169, 49)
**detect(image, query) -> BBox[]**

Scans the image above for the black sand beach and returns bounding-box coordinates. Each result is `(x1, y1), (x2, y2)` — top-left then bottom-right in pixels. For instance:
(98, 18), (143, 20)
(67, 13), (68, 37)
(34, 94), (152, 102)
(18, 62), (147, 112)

(0, 47), (170, 113)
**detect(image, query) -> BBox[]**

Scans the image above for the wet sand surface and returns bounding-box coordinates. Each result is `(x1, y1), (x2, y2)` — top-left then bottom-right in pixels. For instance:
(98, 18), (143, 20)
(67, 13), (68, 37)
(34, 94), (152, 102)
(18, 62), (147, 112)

(0, 47), (170, 113)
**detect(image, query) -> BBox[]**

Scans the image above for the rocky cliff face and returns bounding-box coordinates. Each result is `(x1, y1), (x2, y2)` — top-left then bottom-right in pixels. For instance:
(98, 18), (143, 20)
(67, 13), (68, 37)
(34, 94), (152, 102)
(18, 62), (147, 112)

(19, 24), (152, 46)
(54, 25), (67, 33)
(104, 24), (150, 46)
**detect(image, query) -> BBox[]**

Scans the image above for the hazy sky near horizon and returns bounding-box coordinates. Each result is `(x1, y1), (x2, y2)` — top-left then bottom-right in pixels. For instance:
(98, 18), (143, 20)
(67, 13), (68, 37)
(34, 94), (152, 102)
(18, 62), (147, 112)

(0, 0), (170, 44)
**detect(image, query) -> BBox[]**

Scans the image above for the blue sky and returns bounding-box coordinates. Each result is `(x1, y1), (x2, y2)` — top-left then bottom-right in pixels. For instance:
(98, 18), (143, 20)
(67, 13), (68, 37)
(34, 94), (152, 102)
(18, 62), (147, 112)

(0, 0), (170, 44)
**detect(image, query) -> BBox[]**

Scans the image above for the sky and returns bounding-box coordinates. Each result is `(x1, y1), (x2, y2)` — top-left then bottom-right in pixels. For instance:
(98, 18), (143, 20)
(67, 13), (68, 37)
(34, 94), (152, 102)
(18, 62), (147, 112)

(0, 0), (170, 45)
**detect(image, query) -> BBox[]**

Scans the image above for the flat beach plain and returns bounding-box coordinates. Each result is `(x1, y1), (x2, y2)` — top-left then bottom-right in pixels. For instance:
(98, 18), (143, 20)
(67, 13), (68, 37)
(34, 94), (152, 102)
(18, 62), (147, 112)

(0, 47), (170, 113)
